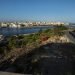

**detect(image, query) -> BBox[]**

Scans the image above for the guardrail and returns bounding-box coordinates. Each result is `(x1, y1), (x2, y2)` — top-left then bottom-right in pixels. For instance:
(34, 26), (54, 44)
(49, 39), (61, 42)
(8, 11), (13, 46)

(65, 31), (75, 44)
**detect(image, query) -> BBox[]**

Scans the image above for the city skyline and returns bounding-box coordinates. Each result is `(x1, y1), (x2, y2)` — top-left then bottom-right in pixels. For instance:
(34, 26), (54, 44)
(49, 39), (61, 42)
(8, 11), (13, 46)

(0, 0), (75, 22)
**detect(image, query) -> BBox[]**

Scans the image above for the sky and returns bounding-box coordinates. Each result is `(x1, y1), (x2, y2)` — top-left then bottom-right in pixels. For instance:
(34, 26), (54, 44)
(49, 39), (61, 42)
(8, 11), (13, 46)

(0, 0), (75, 22)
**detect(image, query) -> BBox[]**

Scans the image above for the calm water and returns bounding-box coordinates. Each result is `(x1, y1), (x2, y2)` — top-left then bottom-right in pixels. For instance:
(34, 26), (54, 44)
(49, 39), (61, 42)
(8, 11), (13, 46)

(0, 26), (53, 36)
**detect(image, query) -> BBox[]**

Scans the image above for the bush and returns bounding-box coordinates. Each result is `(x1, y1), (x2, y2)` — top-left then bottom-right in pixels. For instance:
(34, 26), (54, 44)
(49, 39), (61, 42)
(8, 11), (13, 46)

(7, 38), (17, 50)
(0, 47), (7, 54)
(54, 25), (68, 31)
(53, 25), (67, 36)
(18, 35), (25, 39)
(17, 40), (27, 48)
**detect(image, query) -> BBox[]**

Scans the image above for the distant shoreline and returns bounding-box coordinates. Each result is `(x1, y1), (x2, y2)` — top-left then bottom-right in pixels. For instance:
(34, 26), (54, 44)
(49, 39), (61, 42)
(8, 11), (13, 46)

(0, 26), (53, 36)
(0, 25), (53, 28)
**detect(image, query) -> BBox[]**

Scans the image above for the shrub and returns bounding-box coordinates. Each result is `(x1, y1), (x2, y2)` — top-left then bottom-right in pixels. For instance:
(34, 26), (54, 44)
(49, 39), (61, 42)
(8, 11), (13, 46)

(18, 35), (25, 39)
(0, 47), (7, 54)
(7, 38), (17, 50)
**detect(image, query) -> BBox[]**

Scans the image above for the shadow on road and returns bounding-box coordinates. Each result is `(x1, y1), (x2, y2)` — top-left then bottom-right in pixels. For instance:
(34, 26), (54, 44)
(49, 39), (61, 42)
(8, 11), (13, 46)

(0, 43), (75, 75)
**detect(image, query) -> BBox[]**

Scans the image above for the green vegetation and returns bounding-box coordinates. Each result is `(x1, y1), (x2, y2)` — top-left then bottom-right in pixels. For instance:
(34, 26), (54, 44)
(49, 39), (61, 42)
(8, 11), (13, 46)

(0, 25), (67, 54)
(53, 25), (68, 36)
(54, 25), (68, 31)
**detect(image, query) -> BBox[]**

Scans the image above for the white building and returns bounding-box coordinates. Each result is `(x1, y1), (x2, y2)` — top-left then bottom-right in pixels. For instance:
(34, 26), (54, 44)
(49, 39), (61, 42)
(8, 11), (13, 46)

(9, 23), (21, 28)
(1, 23), (7, 27)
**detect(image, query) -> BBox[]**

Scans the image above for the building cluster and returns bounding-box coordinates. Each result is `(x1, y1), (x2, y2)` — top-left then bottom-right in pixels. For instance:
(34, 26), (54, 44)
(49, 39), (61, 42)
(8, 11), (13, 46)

(0, 21), (69, 28)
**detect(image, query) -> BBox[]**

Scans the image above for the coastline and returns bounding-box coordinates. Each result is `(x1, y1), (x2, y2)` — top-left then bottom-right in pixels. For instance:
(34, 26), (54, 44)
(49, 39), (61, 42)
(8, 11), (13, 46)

(0, 25), (53, 28)
(0, 26), (53, 36)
